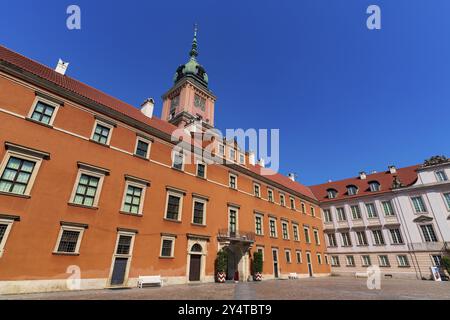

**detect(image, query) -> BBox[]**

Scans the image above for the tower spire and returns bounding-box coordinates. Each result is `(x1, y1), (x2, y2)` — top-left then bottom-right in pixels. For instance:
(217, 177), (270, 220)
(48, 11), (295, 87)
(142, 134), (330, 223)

(190, 23), (199, 59)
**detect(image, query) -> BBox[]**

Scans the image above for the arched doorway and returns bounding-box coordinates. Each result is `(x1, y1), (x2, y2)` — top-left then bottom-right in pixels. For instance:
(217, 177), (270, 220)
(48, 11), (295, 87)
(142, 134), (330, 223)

(189, 244), (203, 281)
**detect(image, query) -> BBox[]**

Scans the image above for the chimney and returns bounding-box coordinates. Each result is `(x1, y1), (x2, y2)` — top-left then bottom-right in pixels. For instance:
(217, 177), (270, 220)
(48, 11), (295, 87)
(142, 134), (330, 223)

(359, 171), (367, 180)
(371, 170), (377, 174)
(141, 98), (155, 118)
(55, 59), (69, 75)
(248, 152), (256, 166)
(288, 173), (296, 182)
(389, 165), (397, 174)
(258, 158), (265, 168)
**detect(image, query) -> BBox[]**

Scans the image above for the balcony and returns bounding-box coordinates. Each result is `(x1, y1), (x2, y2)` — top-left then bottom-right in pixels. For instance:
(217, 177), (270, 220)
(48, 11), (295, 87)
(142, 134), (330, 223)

(351, 219), (365, 228)
(336, 220), (349, 229)
(367, 218), (382, 227)
(323, 222), (335, 231)
(217, 229), (255, 244)
(408, 242), (446, 252)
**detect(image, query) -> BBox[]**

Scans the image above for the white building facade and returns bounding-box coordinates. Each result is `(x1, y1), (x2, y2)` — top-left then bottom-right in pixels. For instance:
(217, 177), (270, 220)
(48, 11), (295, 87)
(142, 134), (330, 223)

(311, 156), (450, 280)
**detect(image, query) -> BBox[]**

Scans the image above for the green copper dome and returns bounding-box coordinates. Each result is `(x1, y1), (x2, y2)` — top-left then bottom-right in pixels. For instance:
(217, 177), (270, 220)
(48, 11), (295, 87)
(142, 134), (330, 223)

(173, 25), (209, 87)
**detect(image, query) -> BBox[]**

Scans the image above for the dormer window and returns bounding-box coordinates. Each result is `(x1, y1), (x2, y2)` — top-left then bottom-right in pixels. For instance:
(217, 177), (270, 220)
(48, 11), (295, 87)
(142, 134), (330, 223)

(347, 185), (358, 196)
(327, 189), (338, 199)
(369, 181), (381, 192)
(436, 170), (448, 182)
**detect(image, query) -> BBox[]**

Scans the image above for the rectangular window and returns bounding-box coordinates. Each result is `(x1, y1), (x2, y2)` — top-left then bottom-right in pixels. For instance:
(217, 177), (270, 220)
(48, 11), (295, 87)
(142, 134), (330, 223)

(296, 251), (302, 264)
(313, 229), (320, 245)
(160, 237), (175, 258)
(397, 255), (410, 267)
(317, 254), (322, 264)
(229, 148), (236, 161)
(255, 215), (263, 235)
(372, 230), (385, 245)
(239, 153), (245, 165)
(192, 200), (206, 225)
(390, 228), (404, 244)
(351, 205), (362, 220)
(196, 163), (206, 178)
(0, 156), (36, 195)
(301, 203), (306, 214)
(327, 233), (337, 247)
(91, 122), (112, 145)
(365, 203), (378, 218)
(379, 255), (390, 267)
(331, 256), (340, 267)
(421, 224), (438, 242)
(122, 184), (144, 215)
(341, 232), (352, 247)
(382, 200), (395, 216)
(361, 255), (371, 267)
(135, 138), (150, 159)
(116, 235), (133, 255)
(268, 189), (274, 203)
(218, 144), (225, 156)
(172, 152), (184, 170)
(304, 227), (311, 243)
(229, 174), (237, 189)
(290, 197), (296, 210)
(269, 219), (277, 238)
(257, 247), (265, 261)
(356, 231), (368, 246)
(323, 209), (333, 223)
(443, 193), (450, 210)
(56, 229), (82, 254)
(280, 194), (286, 207)
(0, 220), (14, 257)
(229, 208), (238, 234)
(166, 194), (182, 221)
(30, 101), (56, 125)
(411, 196), (427, 213)
(254, 184), (261, 198)
(293, 225), (299, 241)
(285, 250), (292, 263)
(336, 207), (347, 221)
(72, 174), (100, 207)
(436, 170), (448, 182)
(346, 255), (355, 267)
(310, 207), (316, 217)
(282, 222), (289, 240)
(432, 255), (442, 266)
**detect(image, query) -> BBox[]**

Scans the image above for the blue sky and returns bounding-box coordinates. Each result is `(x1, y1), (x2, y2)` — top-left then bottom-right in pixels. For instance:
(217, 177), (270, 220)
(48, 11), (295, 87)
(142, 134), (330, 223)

(1, 1), (449, 185)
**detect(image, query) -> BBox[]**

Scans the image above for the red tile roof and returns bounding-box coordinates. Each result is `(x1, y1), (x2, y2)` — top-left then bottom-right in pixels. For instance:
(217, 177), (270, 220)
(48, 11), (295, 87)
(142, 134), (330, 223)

(0, 44), (317, 201)
(310, 165), (420, 203)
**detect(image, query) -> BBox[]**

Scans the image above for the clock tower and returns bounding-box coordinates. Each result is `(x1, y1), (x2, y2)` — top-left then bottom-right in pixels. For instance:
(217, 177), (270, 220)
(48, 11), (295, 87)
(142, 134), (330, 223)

(161, 26), (217, 131)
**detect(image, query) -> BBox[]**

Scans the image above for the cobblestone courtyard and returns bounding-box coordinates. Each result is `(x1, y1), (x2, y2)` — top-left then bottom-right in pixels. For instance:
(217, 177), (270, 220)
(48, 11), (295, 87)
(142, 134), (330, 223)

(2, 277), (450, 300)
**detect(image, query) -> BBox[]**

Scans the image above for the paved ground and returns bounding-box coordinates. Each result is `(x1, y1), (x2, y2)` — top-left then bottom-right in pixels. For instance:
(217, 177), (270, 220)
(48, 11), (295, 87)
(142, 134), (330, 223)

(2, 277), (450, 300)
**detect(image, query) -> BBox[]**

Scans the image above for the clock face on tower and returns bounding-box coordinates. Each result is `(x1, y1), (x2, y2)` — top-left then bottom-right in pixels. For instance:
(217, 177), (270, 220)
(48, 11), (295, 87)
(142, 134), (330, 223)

(194, 94), (206, 111)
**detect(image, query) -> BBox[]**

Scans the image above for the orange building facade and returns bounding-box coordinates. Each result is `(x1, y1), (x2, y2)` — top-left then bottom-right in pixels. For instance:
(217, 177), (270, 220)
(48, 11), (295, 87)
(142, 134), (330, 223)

(0, 35), (329, 294)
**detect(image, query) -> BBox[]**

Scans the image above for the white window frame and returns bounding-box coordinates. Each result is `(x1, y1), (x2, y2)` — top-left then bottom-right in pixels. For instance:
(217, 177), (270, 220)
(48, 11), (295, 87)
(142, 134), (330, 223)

(389, 228), (404, 245)
(53, 225), (85, 255)
(290, 197), (296, 210)
(171, 150), (185, 171)
(281, 221), (290, 240)
(336, 207), (347, 221)
(164, 189), (184, 221)
(279, 194), (286, 207)
(317, 253), (322, 265)
(229, 148), (236, 162)
(267, 189), (274, 203)
(253, 183), (261, 198)
(134, 136), (152, 159)
(239, 153), (245, 165)
(0, 150), (44, 197)
(228, 206), (239, 233)
(304, 226), (311, 243)
(378, 255), (390, 267)
(196, 161), (207, 179)
(256, 246), (265, 262)
(351, 205), (362, 220)
(310, 207), (316, 217)
(356, 231), (368, 246)
(341, 232), (351, 247)
(313, 229), (320, 245)
(420, 224), (438, 243)
(361, 255), (371, 267)
(331, 256), (340, 267)
(382, 200), (395, 216)
(120, 178), (148, 216)
(327, 233), (337, 247)
(346, 255), (355, 267)
(27, 96), (61, 126)
(229, 173), (238, 189)
(69, 168), (106, 208)
(255, 214), (264, 236)
(372, 229), (385, 246)
(365, 203), (378, 219)
(192, 197), (207, 226)
(369, 182), (381, 192)
(269, 218), (277, 238)
(0, 219), (14, 258)
(410, 195), (427, 214)
(160, 236), (176, 258)
(435, 170), (448, 182)
(293, 224), (300, 241)
(323, 209), (333, 223)
(397, 255), (410, 267)
(442, 193), (450, 211)
(285, 249), (292, 264)
(218, 143), (225, 156)
(296, 250), (302, 264)
(90, 120), (114, 146)
(301, 202), (306, 214)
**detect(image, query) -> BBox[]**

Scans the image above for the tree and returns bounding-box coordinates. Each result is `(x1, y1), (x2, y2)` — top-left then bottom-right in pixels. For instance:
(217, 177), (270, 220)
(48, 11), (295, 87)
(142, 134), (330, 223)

(442, 256), (450, 274)
(216, 249), (228, 273)
(253, 251), (263, 274)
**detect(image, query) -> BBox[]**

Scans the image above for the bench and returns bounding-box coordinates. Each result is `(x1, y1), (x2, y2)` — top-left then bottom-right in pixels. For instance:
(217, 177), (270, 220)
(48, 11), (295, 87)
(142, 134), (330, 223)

(355, 272), (368, 278)
(289, 273), (299, 280)
(138, 275), (163, 288)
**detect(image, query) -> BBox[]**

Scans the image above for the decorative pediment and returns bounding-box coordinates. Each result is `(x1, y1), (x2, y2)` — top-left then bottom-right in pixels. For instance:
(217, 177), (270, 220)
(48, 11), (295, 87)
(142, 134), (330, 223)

(413, 215), (434, 223)
(391, 176), (404, 189)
